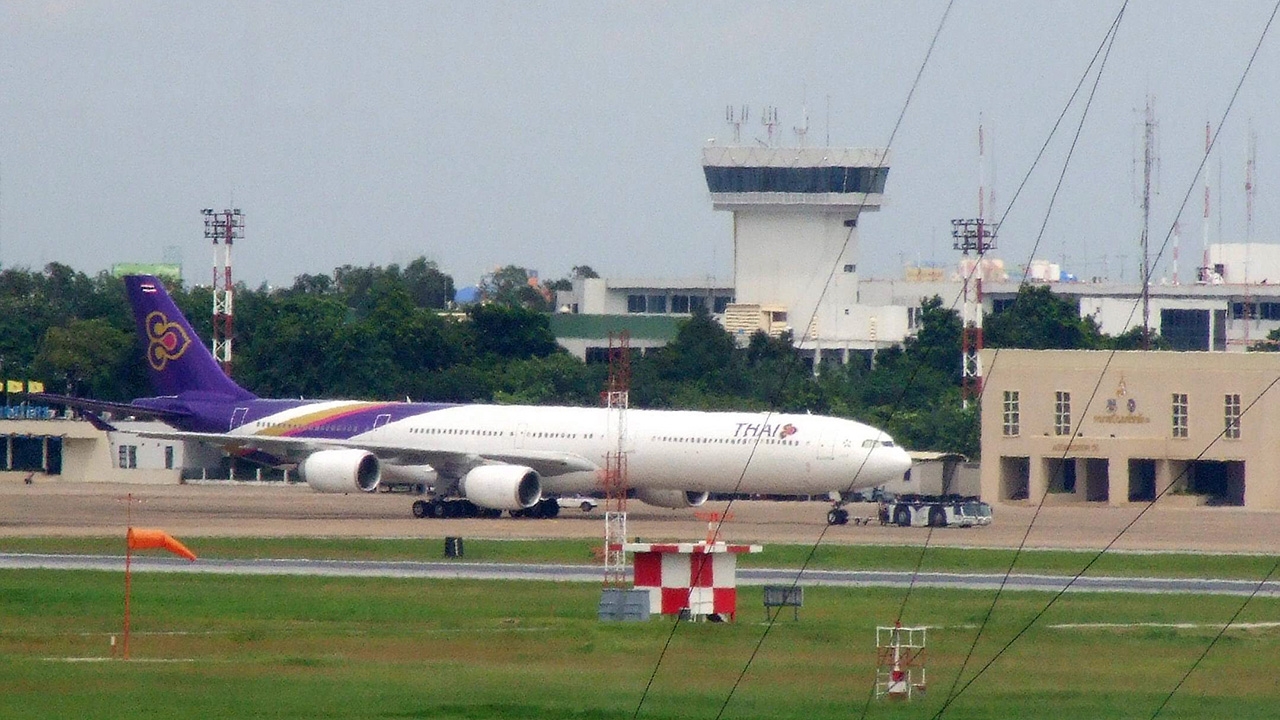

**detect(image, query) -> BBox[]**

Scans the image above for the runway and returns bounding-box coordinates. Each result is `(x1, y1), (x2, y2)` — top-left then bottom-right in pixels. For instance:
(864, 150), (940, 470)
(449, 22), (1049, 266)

(4, 553), (1277, 597)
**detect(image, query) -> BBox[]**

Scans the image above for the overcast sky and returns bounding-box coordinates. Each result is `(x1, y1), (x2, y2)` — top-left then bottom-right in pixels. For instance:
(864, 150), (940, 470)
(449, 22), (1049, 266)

(3, 1), (1279, 289)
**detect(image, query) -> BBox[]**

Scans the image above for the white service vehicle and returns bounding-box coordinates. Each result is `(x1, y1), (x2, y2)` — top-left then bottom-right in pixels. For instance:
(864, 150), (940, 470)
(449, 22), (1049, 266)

(557, 496), (599, 512)
(878, 495), (992, 528)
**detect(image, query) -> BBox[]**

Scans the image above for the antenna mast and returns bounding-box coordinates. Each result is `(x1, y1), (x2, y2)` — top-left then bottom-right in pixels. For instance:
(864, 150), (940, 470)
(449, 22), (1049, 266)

(726, 105), (749, 144)
(954, 120), (997, 407)
(1199, 122), (1213, 283)
(1139, 97), (1157, 349)
(762, 106), (779, 147)
(1245, 123), (1257, 345)
(201, 208), (243, 375)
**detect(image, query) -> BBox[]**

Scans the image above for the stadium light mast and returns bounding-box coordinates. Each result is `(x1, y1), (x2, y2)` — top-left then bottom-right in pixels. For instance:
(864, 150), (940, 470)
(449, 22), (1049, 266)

(201, 208), (243, 376)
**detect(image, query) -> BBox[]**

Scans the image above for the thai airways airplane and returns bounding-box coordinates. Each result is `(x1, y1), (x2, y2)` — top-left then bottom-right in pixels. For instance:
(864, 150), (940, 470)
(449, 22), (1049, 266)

(38, 275), (911, 525)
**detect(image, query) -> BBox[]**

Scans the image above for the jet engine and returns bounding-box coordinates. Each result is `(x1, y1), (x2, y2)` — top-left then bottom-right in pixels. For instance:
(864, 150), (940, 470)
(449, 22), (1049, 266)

(300, 449), (381, 493)
(460, 465), (541, 510)
(635, 489), (709, 509)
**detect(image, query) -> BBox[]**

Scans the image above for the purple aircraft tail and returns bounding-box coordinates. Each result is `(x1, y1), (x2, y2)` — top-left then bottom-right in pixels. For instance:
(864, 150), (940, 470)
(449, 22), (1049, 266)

(124, 275), (255, 400)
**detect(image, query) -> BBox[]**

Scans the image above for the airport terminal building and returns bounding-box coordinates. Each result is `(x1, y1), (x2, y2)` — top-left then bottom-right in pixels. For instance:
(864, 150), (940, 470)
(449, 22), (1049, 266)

(979, 349), (1280, 509)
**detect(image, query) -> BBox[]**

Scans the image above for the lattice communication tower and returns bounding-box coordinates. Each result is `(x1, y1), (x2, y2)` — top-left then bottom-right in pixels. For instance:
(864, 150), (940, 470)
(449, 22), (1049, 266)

(201, 208), (243, 375)
(601, 331), (631, 587)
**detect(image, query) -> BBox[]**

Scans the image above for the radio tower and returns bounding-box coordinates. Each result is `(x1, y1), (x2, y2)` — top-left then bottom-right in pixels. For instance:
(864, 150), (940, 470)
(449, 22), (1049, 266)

(953, 120), (997, 407)
(201, 208), (243, 375)
(601, 331), (631, 588)
(1199, 122), (1213, 283)
(1138, 97), (1158, 349)
(1244, 124), (1257, 345)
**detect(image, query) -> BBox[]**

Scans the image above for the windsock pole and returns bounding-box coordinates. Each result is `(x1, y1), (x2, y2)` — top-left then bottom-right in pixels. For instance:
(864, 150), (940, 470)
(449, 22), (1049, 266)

(123, 530), (132, 659)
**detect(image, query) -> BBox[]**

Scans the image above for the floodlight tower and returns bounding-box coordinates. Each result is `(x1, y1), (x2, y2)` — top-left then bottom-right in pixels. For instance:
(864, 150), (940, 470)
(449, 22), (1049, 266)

(953, 218), (996, 406)
(201, 208), (243, 375)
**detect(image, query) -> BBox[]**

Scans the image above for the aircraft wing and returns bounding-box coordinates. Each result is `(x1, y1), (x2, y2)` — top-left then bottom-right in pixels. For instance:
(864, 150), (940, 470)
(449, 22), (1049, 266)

(133, 429), (600, 477)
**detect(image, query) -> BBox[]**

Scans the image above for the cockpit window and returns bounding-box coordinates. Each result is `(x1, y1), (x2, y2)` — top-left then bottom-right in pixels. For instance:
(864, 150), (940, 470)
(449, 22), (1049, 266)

(862, 438), (897, 448)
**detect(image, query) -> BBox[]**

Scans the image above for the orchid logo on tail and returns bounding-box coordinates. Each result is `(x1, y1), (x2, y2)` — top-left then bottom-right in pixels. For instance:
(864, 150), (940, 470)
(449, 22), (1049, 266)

(146, 311), (191, 371)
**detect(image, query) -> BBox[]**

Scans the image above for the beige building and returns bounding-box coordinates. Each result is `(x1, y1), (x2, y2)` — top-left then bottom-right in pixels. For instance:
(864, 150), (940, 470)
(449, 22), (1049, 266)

(980, 349), (1280, 509)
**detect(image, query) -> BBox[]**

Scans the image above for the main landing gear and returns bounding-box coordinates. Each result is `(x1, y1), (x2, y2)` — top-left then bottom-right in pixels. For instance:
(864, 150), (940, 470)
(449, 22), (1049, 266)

(411, 498), (502, 519)
(410, 497), (560, 520)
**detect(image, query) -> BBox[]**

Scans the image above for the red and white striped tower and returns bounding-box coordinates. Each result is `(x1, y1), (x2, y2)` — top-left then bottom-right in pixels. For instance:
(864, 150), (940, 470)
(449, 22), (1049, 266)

(954, 121), (997, 407)
(202, 208), (243, 376)
(600, 331), (631, 588)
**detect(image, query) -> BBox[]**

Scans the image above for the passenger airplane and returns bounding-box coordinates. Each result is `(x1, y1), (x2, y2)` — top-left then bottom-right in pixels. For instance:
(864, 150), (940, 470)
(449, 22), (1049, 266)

(37, 275), (911, 525)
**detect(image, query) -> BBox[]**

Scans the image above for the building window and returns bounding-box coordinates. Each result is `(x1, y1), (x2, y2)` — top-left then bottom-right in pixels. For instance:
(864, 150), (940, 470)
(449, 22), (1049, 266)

(118, 445), (137, 469)
(907, 307), (921, 330)
(1225, 393), (1241, 439)
(627, 294), (645, 313)
(164, 446), (175, 470)
(690, 295), (707, 312)
(646, 295), (667, 314)
(671, 295), (690, 313)
(1172, 393), (1188, 438)
(1232, 302), (1257, 320)
(713, 296), (732, 313)
(1002, 390), (1020, 437)
(1054, 391), (1071, 436)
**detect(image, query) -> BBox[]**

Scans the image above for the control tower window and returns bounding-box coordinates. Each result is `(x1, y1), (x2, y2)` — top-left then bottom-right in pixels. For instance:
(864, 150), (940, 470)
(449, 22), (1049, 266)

(703, 166), (888, 194)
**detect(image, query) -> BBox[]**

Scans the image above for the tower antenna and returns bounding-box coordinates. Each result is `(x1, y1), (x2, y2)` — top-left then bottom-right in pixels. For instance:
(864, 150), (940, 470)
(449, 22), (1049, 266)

(1138, 96), (1158, 348)
(725, 105), (749, 144)
(954, 118), (997, 407)
(1199, 122), (1213, 283)
(762, 106), (780, 147)
(201, 208), (243, 375)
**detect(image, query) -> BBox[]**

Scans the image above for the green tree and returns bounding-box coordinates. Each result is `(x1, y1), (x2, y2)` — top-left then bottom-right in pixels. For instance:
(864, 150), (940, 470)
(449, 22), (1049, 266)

(402, 257), (455, 309)
(479, 265), (551, 310)
(985, 284), (1106, 349)
(34, 318), (132, 398)
(653, 306), (735, 387)
(467, 303), (560, 360)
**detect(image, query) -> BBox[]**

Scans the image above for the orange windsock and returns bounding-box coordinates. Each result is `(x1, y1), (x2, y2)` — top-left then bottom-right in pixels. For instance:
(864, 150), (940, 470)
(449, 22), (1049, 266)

(127, 528), (197, 562)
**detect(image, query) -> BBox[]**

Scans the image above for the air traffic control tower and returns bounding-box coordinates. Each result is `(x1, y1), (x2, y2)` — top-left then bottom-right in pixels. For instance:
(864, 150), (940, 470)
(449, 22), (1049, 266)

(703, 146), (903, 361)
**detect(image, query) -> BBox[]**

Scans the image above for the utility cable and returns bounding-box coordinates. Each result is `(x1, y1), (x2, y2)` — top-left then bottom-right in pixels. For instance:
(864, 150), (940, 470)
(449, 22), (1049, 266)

(630, 3), (959, 719)
(936, 3), (1280, 715)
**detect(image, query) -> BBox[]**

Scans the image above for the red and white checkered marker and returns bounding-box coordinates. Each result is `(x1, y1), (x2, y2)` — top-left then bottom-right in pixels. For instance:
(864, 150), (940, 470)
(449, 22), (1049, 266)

(623, 542), (762, 620)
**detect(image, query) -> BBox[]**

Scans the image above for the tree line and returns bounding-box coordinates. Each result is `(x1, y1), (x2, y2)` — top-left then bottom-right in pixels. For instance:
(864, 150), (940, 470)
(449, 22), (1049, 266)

(4, 261), (1188, 459)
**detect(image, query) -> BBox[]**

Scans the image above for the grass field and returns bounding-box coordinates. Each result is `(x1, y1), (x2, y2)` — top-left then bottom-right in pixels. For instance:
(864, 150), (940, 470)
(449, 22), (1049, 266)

(1, 567), (1278, 719)
(3, 535), (1278, 581)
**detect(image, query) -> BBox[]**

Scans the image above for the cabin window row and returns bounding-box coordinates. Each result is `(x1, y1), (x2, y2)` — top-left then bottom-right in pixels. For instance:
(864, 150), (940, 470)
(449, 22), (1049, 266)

(406, 427), (596, 440)
(651, 436), (798, 446)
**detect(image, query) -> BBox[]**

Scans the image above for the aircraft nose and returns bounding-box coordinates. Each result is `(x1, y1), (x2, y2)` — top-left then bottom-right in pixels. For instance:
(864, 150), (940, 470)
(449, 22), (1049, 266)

(892, 447), (913, 478)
